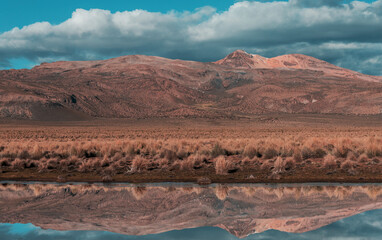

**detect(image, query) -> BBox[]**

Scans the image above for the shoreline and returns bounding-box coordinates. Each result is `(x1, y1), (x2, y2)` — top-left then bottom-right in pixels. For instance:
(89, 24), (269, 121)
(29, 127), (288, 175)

(2, 169), (382, 184)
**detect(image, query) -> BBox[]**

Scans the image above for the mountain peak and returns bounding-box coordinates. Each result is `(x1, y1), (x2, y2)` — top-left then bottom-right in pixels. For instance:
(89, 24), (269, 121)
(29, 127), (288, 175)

(215, 50), (261, 68)
(216, 51), (344, 72)
(230, 49), (251, 56)
(216, 50), (270, 69)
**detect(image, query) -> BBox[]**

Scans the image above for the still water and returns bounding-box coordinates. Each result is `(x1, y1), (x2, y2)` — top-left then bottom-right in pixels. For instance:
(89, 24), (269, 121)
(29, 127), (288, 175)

(1, 182), (382, 240)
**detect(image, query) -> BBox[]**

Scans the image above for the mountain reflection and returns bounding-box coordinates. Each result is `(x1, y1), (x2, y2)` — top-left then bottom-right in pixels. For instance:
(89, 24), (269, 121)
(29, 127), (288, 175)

(1, 183), (382, 238)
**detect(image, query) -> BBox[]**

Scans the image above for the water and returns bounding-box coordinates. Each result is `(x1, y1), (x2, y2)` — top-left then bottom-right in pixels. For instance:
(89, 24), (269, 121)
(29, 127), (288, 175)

(1, 182), (382, 239)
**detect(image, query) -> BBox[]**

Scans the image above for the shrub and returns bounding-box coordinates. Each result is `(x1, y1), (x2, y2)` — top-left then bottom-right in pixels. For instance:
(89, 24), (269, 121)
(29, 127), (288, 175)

(334, 147), (350, 158)
(358, 153), (368, 163)
(215, 156), (228, 175)
(177, 149), (189, 160)
(211, 143), (226, 158)
(323, 154), (337, 170)
(18, 150), (30, 160)
(346, 151), (357, 161)
(31, 145), (43, 160)
(273, 157), (285, 174)
(243, 145), (257, 159)
(293, 148), (303, 162)
(162, 149), (177, 161)
(284, 157), (295, 171)
(131, 156), (146, 173)
(11, 158), (26, 170)
(263, 148), (278, 159)
(0, 159), (10, 167)
(180, 158), (194, 171)
(341, 160), (353, 171)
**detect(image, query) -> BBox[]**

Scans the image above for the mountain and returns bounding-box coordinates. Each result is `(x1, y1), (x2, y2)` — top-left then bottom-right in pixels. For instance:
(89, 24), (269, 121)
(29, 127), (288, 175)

(1, 50), (382, 120)
(1, 183), (382, 238)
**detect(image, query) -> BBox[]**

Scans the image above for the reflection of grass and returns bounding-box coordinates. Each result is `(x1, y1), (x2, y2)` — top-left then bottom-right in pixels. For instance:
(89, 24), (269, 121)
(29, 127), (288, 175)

(0, 124), (382, 177)
(194, 103), (217, 110)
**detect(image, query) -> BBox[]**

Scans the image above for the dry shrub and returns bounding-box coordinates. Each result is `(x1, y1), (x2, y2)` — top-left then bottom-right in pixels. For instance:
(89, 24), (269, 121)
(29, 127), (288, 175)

(176, 149), (189, 160)
(341, 160), (354, 171)
(273, 157), (285, 174)
(211, 143), (226, 158)
(243, 145), (257, 158)
(157, 158), (169, 169)
(31, 145), (43, 160)
(284, 157), (295, 170)
(346, 151), (357, 161)
(215, 156), (228, 175)
(125, 145), (136, 156)
(334, 146), (350, 158)
(260, 160), (273, 171)
(293, 148), (302, 162)
(0, 158), (10, 167)
(131, 156), (147, 173)
(11, 158), (26, 170)
(103, 165), (117, 176)
(25, 159), (38, 168)
(18, 150), (30, 160)
(241, 157), (253, 166)
(323, 154), (337, 170)
(367, 142), (382, 158)
(162, 149), (177, 161)
(111, 152), (123, 162)
(302, 147), (326, 160)
(263, 148), (278, 159)
(358, 153), (369, 163)
(169, 161), (181, 171)
(180, 158), (195, 171)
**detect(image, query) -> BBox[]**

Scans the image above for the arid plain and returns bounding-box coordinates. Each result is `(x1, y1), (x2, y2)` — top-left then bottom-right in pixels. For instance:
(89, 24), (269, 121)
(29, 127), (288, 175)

(1, 114), (382, 183)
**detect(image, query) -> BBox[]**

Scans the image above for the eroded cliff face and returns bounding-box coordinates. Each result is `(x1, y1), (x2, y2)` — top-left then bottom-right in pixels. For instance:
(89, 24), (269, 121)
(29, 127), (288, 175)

(1, 51), (382, 120)
(1, 183), (382, 238)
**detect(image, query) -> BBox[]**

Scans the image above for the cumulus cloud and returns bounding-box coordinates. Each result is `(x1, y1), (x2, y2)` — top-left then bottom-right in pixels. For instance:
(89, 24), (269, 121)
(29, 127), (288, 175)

(0, 0), (382, 75)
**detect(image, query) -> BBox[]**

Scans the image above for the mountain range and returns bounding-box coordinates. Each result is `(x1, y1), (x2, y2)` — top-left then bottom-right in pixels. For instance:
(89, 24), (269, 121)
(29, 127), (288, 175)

(1, 50), (382, 120)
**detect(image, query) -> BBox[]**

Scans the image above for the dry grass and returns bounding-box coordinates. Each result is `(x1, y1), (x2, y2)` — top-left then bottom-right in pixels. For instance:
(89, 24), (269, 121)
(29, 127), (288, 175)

(215, 156), (228, 175)
(0, 121), (382, 178)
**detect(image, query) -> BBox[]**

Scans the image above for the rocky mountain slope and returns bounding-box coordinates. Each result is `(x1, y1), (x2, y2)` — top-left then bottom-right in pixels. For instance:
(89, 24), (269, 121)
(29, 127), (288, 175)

(1, 50), (382, 120)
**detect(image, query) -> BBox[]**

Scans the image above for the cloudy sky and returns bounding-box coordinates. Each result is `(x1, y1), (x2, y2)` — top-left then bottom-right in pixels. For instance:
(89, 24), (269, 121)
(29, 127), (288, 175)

(1, 0), (381, 75)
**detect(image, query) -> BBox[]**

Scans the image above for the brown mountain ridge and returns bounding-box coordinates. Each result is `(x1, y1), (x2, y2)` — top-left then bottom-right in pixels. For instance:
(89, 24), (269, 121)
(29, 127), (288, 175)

(1, 50), (382, 120)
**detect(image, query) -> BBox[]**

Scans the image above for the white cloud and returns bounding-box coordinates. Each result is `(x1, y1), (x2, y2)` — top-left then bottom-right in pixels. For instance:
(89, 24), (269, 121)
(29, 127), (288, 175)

(0, 0), (382, 75)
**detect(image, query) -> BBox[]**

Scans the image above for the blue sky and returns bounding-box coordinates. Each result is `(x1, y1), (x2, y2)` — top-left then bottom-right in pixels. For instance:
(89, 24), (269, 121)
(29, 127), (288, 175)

(0, 0), (375, 32)
(0, 0), (238, 32)
(0, 0), (381, 75)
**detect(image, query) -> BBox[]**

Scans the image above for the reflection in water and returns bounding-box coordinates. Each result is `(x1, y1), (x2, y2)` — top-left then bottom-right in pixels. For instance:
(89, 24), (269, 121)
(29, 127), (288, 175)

(0, 183), (382, 239)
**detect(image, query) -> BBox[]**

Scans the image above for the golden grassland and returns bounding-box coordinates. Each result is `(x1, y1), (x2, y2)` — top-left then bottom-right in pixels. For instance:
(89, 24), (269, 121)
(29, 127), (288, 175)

(1, 116), (382, 183)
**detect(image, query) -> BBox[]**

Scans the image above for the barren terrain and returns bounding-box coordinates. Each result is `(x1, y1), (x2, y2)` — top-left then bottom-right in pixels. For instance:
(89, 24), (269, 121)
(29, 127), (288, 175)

(1, 115), (382, 183)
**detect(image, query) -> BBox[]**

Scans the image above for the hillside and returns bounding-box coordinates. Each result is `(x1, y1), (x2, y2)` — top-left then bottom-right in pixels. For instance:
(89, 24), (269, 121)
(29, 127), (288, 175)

(1, 50), (382, 120)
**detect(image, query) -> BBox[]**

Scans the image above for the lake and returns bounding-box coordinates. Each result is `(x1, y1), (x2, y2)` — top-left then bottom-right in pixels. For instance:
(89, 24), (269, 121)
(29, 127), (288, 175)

(1, 182), (382, 239)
